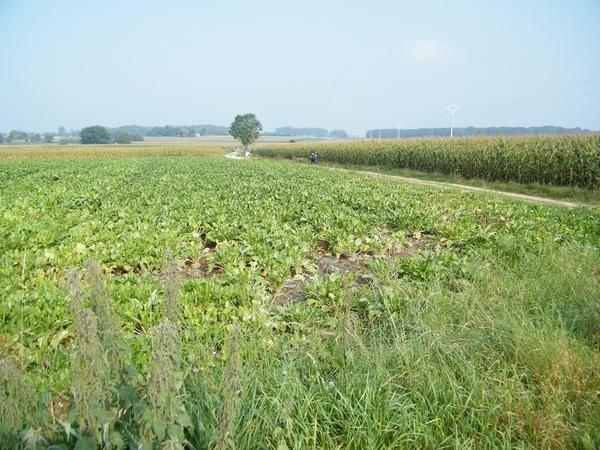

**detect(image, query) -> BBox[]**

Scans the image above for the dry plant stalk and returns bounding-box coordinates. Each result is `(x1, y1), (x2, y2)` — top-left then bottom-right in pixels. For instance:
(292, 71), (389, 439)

(215, 327), (243, 450)
(65, 268), (105, 435)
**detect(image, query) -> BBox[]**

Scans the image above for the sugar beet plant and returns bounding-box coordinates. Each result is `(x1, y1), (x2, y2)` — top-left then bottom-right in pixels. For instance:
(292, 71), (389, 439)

(0, 155), (599, 448)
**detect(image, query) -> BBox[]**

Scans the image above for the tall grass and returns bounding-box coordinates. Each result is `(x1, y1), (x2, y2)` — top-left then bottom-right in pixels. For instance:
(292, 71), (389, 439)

(181, 239), (599, 449)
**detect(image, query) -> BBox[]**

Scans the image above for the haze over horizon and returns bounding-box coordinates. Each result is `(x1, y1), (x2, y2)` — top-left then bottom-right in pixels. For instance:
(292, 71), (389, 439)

(1, 0), (599, 136)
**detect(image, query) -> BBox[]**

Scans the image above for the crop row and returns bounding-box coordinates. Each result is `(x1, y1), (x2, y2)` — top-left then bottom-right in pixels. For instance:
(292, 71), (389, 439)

(254, 135), (600, 188)
(0, 145), (223, 159)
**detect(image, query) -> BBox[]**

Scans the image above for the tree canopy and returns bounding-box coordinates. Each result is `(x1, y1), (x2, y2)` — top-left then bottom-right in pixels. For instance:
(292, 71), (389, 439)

(9, 130), (27, 141)
(113, 130), (132, 144)
(229, 113), (262, 148)
(146, 125), (196, 137)
(262, 126), (348, 138)
(80, 126), (110, 144)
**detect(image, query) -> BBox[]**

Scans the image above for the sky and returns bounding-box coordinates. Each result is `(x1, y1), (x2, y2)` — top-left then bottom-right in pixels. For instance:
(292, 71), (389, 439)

(0, 0), (599, 136)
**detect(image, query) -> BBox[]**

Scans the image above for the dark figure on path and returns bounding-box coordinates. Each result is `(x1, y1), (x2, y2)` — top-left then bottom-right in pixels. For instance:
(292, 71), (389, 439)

(310, 152), (316, 165)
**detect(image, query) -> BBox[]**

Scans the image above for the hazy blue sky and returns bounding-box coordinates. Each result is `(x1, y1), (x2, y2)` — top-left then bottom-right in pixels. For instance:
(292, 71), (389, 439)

(1, 0), (599, 136)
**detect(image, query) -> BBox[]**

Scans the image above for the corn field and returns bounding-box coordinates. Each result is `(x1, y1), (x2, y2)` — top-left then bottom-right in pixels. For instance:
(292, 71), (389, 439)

(254, 135), (600, 189)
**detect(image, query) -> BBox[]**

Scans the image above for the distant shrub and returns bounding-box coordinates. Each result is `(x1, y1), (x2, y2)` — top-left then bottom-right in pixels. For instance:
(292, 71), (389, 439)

(113, 130), (132, 144)
(80, 125), (110, 144)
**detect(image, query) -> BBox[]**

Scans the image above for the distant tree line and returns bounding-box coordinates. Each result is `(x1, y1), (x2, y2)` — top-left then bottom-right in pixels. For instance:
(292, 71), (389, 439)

(365, 126), (595, 139)
(108, 126), (144, 142)
(0, 124), (232, 144)
(196, 125), (229, 136)
(0, 129), (59, 144)
(75, 126), (141, 144)
(145, 124), (229, 137)
(94, 124), (229, 138)
(263, 127), (348, 138)
(146, 125), (196, 137)
(4, 123), (595, 145)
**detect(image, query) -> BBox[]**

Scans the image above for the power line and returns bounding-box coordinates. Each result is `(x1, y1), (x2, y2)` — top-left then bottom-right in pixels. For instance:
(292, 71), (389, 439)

(463, 90), (600, 114)
(464, 76), (600, 112)
(413, 111), (446, 128)
(372, 76), (599, 132)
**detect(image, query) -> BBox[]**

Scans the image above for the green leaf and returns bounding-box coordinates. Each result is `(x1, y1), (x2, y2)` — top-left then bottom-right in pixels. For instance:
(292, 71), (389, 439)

(74, 438), (96, 450)
(345, 350), (354, 362)
(177, 410), (193, 428)
(167, 423), (184, 441)
(0, 419), (13, 434)
(153, 421), (166, 441)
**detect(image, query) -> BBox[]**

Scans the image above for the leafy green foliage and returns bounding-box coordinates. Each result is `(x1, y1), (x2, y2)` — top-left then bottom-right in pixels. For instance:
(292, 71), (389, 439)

(112, 130), (132, 144)
(146, 125), (196, 137)
(0, 156), (599, 448)
(79, 126), (110, 145)
(229, 113), (262, 148)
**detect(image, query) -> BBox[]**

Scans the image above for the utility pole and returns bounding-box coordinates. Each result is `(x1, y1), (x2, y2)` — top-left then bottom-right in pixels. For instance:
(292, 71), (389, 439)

(395, 123), (403, 139)
(445, 105), (460, 138)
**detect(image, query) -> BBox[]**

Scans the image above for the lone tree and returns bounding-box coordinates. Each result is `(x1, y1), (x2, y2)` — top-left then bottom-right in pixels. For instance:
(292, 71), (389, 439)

(80, 125), (110, 144)
(229, 113), (262, 149)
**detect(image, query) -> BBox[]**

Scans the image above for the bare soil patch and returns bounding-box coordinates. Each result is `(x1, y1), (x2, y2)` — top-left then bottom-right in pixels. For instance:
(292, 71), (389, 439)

(273, 235), (432, 306)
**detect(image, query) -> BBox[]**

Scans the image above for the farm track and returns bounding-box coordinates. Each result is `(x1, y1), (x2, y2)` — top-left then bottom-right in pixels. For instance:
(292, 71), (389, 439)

(225, 151), (245, 160)
(329, 168), (581, 208)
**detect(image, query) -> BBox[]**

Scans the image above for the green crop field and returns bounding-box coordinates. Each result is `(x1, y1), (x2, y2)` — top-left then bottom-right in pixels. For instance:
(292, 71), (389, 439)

(1, 153), (599, 449)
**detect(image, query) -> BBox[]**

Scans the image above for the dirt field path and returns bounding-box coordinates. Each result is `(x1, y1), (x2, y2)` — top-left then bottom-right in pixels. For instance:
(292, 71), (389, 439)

(225, 150), (244, 160)
(327, 167), (580, 208)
